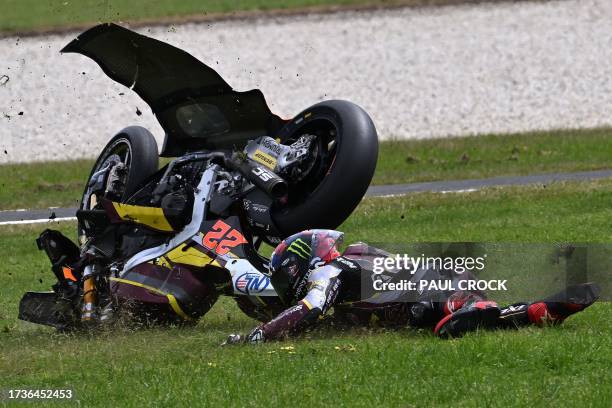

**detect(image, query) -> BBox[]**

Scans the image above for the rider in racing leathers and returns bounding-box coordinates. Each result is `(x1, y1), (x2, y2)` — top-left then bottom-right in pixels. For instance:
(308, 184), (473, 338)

(224, 230), (600, 344)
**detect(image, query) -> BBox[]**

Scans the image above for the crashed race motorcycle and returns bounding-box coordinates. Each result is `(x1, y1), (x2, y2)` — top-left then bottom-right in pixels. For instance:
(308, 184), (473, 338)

(19, 24), (378, 330)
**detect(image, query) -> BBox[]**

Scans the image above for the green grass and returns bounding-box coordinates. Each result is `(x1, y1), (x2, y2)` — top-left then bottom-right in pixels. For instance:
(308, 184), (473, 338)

(346, 179), (612, 242)
(0, 159), (90, 210)
(1, 128), (611, 210)
(375, 127), (612, 185)
(0, 0), (452, 34)
(0, 308), (608, 407)
(1, 180), (610, 406)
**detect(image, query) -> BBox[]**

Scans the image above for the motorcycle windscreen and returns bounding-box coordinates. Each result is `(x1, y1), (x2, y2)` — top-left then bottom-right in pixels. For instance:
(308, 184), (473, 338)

(62, 23), (284, 156)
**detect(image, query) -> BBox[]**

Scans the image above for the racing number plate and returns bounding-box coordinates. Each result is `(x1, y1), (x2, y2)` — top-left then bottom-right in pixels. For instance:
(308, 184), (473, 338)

(202, 220), (247, 256)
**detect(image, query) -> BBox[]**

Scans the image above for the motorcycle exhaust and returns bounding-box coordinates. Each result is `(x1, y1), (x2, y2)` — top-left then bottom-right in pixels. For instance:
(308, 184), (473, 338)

(228, 155), (288, 199)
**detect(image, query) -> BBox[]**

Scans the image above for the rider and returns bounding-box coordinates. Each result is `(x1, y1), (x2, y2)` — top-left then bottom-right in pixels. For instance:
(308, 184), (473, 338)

(225, 230), (600, 344)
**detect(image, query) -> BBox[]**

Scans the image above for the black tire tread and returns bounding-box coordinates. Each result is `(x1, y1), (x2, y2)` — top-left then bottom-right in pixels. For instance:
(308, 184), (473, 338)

(272, 100), (378, 236)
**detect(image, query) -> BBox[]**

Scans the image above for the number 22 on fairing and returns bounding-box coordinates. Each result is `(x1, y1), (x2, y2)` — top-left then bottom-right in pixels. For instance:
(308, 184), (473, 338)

(202, 220), (247, 255)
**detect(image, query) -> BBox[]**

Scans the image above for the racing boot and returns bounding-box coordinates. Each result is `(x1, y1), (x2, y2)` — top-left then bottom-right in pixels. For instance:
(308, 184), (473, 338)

(499, 282), (601, 328)
(434, 295), (500, 338)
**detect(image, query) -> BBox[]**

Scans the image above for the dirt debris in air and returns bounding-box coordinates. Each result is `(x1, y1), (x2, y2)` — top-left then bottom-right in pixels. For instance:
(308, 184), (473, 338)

(4, 0), (612, 163)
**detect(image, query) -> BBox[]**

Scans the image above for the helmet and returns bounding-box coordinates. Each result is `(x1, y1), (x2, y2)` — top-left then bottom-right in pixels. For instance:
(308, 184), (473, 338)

(269, 229), (344, 304)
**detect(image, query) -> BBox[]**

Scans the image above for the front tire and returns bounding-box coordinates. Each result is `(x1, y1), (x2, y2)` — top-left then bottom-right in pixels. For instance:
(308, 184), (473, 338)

(79, 126), (159, 237)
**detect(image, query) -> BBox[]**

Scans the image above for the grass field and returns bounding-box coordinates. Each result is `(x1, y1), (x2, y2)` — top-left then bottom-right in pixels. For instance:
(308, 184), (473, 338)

(0, 0), (470, 34)
(1, 179), (610, 406)
(2, 2), (610, 405)
(0, 127), (610, 210)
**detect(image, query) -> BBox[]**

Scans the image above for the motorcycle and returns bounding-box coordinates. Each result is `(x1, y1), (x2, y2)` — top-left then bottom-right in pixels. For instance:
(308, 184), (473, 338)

(18, 23), (379, 330)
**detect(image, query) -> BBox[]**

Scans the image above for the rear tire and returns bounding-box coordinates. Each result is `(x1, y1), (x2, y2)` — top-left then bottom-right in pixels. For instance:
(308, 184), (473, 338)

(272, 100), (378, 236)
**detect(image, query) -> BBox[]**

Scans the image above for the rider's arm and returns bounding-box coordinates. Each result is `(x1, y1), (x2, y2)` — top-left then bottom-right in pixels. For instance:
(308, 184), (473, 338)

(246, 265), (342, 343)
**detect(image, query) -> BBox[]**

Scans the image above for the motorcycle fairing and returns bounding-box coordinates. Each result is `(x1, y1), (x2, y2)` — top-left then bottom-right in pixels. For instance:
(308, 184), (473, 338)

(196, 217), (277, 297)
(111, 262), (218, 321)
(19, 291), (78, 330)
(111, 215), (276, 321)
(62, 23), (286, 156)
(102, 200), (176, 232)
(156, 243), (220, 269)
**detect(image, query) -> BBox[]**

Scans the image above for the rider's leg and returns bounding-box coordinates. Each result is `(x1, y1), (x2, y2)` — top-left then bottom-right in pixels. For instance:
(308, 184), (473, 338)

(499, 282), (601, 328)
(436, 283), (601, 337)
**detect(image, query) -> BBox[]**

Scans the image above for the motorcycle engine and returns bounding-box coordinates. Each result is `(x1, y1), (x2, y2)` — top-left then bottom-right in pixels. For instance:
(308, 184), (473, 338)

(148, 161), (204, 229)
(244, 135), (317, 183)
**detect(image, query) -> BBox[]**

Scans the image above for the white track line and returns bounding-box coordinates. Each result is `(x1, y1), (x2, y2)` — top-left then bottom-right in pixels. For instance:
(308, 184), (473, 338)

(0, 217), (77, 226)
(2, 169), (611, 226)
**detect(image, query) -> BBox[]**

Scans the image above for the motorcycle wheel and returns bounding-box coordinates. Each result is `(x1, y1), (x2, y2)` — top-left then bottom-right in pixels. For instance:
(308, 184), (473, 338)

(78, 126), (158, 235)
(272, 100), (378, 236)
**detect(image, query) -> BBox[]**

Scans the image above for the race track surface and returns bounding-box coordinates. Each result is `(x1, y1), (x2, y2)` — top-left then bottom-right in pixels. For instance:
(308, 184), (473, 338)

(2, 0), (612, 163)
(2, 169), (610, 225)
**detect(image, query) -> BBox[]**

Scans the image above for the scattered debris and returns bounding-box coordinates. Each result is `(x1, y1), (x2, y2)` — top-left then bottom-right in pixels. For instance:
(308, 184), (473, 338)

(18, 111), (23, 116)
(136, 107), (142, 116)
(0, 75), (8, 86)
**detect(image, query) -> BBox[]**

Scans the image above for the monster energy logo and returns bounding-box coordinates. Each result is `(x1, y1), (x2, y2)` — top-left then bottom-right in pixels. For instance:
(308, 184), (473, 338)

(288, 238), (311, 259)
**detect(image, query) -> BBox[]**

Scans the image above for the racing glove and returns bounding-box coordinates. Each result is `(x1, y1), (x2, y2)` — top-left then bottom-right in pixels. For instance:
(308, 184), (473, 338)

(221, 333), (245, 346)
(221, 328), (265, 346)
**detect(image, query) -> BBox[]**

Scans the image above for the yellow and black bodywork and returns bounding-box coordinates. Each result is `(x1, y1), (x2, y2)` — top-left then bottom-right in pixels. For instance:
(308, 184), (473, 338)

(109, 240), (227, 323)
(108, 216), (283, 324)
(23, 213), (283, 328)
(102, 200), (186, 233)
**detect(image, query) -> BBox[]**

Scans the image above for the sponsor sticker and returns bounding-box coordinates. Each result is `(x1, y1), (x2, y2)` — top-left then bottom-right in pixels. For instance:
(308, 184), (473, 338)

(336, 257), (359, 269)
(252, 149), (278, 169)
(260, 138), (283, 155)
(235, 272), (271, 295)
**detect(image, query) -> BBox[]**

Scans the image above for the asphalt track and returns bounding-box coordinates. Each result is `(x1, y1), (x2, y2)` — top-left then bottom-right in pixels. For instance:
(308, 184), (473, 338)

(1, 169), (611, 226)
